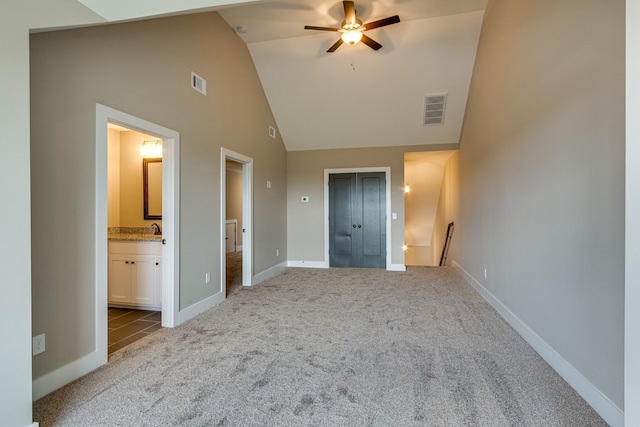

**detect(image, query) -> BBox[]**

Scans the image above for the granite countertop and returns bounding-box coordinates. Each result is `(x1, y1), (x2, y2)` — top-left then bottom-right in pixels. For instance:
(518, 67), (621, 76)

(108, 227), (162, 242)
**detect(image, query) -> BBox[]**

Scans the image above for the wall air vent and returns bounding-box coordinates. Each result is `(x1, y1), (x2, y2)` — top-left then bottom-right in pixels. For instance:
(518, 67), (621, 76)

(424, 93), (447, 125)
(191, 71), (206, 95)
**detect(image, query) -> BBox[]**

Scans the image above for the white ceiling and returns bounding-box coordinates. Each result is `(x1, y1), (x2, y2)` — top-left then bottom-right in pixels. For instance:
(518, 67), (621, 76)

(218, 0), (487, 151)
(76, 0), (487, 152)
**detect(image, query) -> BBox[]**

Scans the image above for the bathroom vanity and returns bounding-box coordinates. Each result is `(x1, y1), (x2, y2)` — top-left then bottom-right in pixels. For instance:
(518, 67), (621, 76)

(108, 233), (162, 310)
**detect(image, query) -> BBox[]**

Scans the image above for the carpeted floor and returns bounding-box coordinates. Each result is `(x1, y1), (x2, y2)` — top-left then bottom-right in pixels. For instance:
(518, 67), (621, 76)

(33, 267), (606, 426)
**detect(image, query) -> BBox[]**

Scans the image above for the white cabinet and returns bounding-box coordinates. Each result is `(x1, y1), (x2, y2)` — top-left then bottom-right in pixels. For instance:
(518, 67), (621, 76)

(108, 241), (162, 309)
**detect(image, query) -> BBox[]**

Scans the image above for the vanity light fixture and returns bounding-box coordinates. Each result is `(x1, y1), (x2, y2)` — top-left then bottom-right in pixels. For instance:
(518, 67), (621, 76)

(140, 140), (162, 158)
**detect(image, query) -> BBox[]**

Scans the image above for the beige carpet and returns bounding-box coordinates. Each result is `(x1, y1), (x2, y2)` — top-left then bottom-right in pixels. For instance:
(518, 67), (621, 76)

(33, 267), (606, 426)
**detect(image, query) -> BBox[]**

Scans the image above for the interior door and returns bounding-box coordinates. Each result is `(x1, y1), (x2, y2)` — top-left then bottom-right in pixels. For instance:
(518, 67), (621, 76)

(329, 172), (386, 268)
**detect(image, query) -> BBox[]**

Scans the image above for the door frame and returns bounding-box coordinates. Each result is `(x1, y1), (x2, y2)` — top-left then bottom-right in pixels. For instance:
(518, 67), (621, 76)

(96, 105), (180, 347)
(324, 167), (392, 270)
(221, 148), (253, 290)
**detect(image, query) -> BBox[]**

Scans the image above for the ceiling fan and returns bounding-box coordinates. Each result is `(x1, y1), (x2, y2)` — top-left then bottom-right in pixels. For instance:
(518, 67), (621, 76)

(304, 1), (400, 52)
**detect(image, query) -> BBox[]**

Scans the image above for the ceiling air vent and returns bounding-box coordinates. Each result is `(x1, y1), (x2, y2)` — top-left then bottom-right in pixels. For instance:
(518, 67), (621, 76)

(191, 71), (206, 95)
(424, 93), (447, 125)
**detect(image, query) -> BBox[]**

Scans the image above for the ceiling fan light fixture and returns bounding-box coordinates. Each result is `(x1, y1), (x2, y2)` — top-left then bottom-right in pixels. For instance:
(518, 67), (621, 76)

(341, 30), (363, 45)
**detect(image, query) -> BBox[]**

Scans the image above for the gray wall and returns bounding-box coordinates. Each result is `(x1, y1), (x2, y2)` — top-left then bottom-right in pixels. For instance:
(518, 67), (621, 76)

(30, 12), (287, 379)
(456, 0), (624, 410)
(431, 152), (460, 266)
(0, 2), (104, 424)
(287, 144), (457, 266)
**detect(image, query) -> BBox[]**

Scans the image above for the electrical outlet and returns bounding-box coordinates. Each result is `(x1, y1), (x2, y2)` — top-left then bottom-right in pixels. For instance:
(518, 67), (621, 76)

(33, 334), (45, 356)
(266, 180), (272, 189)
(483, 268), (487, 279)
(276, 249), (279, 256)
(205, 272), (211, 284)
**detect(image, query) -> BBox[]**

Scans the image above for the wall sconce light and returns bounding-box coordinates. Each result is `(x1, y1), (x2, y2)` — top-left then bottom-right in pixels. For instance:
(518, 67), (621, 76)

(404, 185), (411, 194)
(402, 244), (408, 251)
(140, 140), (162, 158)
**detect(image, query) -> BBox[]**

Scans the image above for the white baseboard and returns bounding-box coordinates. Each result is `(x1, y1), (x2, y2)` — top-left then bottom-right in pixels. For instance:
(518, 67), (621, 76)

(253, 261), (288, 284)
(30, 423), (39, 427)
(236, 245), (243, 251)
(177, 291), (224, 325)
(287, 260), (327, 269)
(452, 261), (624, 427)
(286, 261), (405, 271)
(32, 348), (106, 401)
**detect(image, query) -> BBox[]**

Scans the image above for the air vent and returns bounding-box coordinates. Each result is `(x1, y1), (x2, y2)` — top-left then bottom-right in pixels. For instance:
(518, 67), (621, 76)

(424, 93), (447, 125)
(191, 71), (206, 95)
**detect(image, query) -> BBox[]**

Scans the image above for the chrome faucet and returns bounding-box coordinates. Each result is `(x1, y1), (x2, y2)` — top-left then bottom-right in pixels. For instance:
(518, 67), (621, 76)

(151, 223), (162, 235)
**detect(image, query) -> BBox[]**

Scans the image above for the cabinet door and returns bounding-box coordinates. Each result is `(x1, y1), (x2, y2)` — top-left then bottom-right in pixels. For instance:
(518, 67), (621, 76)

(131, 254), (158, 306)
(108, 254), (132, 303)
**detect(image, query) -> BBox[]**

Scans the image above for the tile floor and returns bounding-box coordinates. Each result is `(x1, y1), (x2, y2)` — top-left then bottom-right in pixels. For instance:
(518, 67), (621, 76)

(108, 308), (162, 356)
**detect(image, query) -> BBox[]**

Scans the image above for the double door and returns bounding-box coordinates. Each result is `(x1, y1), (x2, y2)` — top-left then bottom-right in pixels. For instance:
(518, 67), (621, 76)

(329, 172), (386, 268)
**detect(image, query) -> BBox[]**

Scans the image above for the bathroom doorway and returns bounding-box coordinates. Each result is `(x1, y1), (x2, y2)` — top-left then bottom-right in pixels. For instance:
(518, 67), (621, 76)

(96, 104), (180, 363)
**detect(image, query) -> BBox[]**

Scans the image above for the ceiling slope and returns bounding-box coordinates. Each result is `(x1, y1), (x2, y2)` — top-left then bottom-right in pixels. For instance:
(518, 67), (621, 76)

(243, 10), (485, 151)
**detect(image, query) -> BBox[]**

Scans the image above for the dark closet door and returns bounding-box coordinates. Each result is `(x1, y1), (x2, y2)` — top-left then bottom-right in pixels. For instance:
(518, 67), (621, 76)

(329, 172), (386, 268)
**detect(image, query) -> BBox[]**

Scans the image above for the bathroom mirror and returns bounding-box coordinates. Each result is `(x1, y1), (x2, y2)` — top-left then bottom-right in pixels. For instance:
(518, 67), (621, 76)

(143, 158), (162, 219)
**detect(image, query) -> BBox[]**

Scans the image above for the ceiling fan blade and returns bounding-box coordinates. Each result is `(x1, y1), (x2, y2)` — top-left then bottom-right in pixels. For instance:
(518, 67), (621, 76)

(343, 1), (356, 25)
(363, 15), (400, 30)
(304, 25), (340, 31)
(327, 38), (344, 53)
(361, 34), (382, 51)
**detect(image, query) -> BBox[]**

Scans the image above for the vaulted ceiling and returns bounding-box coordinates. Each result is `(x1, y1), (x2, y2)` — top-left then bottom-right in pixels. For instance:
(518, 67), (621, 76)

(77, 0), (487, 151)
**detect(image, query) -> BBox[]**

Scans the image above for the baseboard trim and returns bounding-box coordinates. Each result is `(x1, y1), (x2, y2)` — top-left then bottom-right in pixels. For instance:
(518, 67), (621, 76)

(452, 261), (624, 427)
(253, 261), (288, 284)
(287, 261), (405, 271)
(287, 260), (327, 269)
(177, 291), (224, 325)
(388, 263), (406, 272)
(32, 348), (106, 401)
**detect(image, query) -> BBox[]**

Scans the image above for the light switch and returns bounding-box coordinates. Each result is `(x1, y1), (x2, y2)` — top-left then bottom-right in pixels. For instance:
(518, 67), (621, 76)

(392, 212), (397, 220)
(266, 180), (272, 189)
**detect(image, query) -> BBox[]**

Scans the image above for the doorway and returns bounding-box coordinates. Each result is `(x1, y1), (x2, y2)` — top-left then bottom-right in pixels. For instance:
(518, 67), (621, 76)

(329, 172), (387, 268)
(96, 104), (180, 363)
(220, 148), (253, 294)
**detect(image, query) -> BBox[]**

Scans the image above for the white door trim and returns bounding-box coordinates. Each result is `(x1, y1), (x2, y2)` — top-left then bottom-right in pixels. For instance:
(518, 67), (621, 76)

(324, 167), (392, 270)
(221, 148), (253, 290)
(96, 104), (180, 332)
